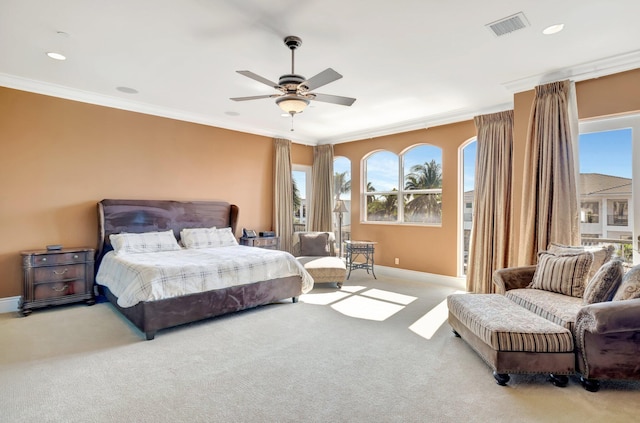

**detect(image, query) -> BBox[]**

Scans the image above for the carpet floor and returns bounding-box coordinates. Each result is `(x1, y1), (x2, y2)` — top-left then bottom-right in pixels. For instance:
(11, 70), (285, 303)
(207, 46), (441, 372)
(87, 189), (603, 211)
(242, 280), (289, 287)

(1, 271), (639, 422)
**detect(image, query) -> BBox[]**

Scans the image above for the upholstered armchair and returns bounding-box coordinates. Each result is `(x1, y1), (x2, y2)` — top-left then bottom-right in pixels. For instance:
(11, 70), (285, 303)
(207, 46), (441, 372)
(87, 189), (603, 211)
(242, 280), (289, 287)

(292, 231), (346, 288)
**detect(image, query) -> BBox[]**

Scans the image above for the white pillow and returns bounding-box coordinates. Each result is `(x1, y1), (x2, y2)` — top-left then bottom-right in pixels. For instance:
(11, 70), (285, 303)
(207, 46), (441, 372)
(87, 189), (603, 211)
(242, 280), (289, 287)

(110, 230), (181, 255)
(182, 227), (238, 249)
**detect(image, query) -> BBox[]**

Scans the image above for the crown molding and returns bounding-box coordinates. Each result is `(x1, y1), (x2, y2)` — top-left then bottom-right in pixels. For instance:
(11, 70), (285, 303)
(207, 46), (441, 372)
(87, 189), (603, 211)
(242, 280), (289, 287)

(3, 48), (639, 147)
(502, 49), (640, 93)
(320, 102), (513, 145)
(0, 73), (319, 145)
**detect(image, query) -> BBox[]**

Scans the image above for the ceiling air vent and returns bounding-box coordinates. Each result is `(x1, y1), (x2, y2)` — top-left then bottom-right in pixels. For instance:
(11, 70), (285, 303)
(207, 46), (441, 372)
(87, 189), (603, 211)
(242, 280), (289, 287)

(486, 12), (530, 37)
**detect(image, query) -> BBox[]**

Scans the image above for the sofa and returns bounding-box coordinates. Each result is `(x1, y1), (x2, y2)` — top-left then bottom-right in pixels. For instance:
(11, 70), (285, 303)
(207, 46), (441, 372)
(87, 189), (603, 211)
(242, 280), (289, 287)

(292, 231), (346, 288)
(490, 244), (640, 391)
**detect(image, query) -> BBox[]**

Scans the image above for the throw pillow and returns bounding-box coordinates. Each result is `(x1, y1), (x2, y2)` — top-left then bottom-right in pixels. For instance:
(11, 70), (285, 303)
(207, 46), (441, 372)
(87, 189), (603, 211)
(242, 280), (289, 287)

(182, 227), (238, 249)
(582, 259), (624, 304)
(529, 250), (594, 298)
(612, 264), (640, 301)
(547, 242), (614, 281)
(110, 230), (181, 255)
(299, 233), (330, 256)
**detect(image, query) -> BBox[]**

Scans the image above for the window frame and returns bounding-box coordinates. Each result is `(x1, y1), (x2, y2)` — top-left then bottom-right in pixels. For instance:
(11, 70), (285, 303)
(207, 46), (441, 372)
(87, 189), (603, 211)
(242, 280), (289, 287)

(361, 145), (443, 226)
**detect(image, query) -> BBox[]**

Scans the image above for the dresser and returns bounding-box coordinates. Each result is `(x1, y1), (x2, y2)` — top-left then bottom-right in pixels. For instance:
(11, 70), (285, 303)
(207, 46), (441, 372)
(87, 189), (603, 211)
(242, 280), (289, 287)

(239, 236), (280, 250)
(20, 247), (95, 316)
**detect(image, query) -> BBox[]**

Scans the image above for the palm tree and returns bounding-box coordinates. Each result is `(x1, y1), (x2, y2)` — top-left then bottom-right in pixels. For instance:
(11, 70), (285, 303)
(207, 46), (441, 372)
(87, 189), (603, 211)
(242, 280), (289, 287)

(404, 160), (442, 222)
(292, 178), (302, 220)
(333, 171), (351, 202)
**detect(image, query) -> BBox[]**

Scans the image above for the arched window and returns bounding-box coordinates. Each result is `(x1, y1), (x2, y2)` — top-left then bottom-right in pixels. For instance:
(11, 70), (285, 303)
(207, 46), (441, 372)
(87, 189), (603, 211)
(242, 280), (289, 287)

(362, 145), (442, 224)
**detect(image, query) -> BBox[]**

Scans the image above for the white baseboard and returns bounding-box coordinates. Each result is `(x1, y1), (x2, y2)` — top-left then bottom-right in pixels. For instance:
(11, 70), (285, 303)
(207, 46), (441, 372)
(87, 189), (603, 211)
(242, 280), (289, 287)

(375, 266), (466, 290)
(0, 296), (20, 314)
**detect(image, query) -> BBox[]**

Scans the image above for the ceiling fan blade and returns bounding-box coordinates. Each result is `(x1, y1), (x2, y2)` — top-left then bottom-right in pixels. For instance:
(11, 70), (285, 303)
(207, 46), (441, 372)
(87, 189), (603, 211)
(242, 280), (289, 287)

(236, 70), (280, 89)
(301, 68), (342, 91)
(230, 94), (279, 101)
(310, 93), (356, 107)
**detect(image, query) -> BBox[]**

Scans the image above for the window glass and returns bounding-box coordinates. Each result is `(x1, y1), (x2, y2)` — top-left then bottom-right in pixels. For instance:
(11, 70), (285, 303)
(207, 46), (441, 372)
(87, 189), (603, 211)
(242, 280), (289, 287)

(362, 145), (442, 225)
(578, 127), (632, 262)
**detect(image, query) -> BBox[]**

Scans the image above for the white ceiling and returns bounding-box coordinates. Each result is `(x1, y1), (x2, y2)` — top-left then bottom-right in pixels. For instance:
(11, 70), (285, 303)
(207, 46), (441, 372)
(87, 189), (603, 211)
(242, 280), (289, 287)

(1, 0), (639, 145)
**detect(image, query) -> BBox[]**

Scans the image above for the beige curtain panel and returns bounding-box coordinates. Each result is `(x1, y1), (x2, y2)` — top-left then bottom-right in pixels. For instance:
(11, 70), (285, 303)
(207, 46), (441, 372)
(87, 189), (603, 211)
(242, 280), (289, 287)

(309, 144), (334, 232)
(467, 110), (514, 294)
(518, 80), (580, 266)
(274, 138), (294, 253)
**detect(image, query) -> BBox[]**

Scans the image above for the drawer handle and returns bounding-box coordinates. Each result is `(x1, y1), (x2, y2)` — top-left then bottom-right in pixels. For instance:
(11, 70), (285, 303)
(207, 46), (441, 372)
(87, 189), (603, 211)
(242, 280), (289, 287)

(52, 284), (69, 292)
(41, 257), (47, 262)
(53, 268), (68, 275)
(73, 255), (78, 259)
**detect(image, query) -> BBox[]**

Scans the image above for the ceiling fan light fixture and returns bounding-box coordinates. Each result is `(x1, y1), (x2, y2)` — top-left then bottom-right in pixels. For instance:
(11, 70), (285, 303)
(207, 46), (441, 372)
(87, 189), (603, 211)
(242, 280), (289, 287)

(275, 95), (309, 115)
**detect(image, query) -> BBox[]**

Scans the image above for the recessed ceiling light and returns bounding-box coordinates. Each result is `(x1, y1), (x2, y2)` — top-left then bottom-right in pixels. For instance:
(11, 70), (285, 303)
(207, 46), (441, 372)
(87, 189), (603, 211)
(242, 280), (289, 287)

(116, 86), (139, 94)
(46, 52), (66, 61)
(543, 24), (564, 35)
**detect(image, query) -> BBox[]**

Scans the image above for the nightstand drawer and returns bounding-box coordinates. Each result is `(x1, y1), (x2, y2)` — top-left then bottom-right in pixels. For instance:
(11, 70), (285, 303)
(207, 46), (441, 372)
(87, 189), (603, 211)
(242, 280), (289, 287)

(29, 251), (90, 266)
(34, 280), (87, 301)
(33, 264), (85, 283)
(240, 236), (280, 250)
(20, 247), (96, 316)
(252, 238), (278, 248)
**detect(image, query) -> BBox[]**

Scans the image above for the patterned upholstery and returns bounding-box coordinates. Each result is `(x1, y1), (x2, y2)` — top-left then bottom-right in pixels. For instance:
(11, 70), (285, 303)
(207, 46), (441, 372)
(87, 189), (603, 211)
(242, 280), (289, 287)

(548, 243), (615, 281)
(447, 294), (574, 353)
(505, 289), (582, 333)
(612, 264), (640, 301)
(292, 232), (346, 285)
(583, 259), (624, 304)
(529, 250), (593, 297)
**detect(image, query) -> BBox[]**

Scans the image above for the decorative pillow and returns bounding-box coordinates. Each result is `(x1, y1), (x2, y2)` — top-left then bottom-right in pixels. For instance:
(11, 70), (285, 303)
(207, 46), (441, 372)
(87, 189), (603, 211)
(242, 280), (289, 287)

(110, 230), (181, 255)
(299, 232), (330, 256)
(582, 259), (624, 304)
(529, 250), (594, 298)
(548, 242), (614, 281)
(612, 265), (640, 301)
(182, 227), (238, 249)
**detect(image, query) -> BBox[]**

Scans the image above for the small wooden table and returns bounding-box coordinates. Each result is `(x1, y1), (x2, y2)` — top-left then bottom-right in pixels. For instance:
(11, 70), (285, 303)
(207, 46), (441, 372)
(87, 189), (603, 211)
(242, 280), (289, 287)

(345, 240), (377, 279)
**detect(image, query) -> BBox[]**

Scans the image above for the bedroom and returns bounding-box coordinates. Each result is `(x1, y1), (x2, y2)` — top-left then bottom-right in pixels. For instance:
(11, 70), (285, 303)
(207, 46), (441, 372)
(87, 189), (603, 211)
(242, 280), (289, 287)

(1, 70), (639, 310)
(2, 1), (640, 307)
(2, 1), (640, 421)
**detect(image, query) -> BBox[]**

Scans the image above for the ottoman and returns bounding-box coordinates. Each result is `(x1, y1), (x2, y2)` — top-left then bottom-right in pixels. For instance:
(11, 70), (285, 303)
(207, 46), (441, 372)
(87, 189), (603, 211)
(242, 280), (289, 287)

(447, 294), (575, 386)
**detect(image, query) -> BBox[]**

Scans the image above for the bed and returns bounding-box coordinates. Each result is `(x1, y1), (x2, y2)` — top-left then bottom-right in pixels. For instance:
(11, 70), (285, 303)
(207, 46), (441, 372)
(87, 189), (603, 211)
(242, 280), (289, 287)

(95, 199), (313, 340)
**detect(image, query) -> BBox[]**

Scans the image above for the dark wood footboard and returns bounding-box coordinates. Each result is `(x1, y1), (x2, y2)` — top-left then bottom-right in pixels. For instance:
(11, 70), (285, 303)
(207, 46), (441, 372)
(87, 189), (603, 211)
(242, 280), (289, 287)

(102, 276), (302, 340)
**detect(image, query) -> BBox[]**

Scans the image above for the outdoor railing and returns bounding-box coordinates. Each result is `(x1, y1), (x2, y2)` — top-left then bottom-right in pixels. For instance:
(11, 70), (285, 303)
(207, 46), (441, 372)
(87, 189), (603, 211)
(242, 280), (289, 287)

(581, 237), (633, 263)
(606, 215), (629, 226)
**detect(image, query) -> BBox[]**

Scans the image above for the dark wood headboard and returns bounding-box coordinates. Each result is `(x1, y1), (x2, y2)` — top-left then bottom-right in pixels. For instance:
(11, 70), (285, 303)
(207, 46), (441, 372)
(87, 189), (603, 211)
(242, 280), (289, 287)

(96, 199), (239, 266)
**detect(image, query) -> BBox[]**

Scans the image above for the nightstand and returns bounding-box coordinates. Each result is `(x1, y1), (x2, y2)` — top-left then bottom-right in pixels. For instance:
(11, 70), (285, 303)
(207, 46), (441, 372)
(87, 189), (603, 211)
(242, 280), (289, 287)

(19, 247), (95, 316)
(239, 236), (280, 250)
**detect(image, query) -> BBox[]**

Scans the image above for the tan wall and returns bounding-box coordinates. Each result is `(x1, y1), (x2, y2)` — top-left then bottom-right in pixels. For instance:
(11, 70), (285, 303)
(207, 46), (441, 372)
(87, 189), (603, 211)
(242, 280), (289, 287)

(510, 68), (640, 264)
(0, 87), (312, 298)
(334, 121), (477, 277)
(2, 68), (639, 298)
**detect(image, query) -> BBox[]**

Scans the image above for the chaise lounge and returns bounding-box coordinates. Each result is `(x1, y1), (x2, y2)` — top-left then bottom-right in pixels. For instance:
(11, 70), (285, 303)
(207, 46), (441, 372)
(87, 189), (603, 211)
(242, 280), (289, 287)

(449, 243), (640, 391)
(292, 231), (347, 288)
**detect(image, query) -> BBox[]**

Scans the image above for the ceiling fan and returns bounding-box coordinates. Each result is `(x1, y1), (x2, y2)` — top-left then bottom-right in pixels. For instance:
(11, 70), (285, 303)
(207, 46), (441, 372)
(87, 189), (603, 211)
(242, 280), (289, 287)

(230, 35), (356, 117)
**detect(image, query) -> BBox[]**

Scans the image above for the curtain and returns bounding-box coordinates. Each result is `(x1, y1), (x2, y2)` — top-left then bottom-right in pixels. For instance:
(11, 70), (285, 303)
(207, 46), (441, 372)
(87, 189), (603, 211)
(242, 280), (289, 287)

(309, 144), (334, 232)
(274, 138), (294, 253)
(467, 110), (513, 293)
(518, 80), (580, 266)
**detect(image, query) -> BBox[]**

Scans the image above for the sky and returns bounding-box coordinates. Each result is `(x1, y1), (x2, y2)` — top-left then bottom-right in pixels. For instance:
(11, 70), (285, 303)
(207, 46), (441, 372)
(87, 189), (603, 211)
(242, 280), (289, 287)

(295, 127), (632, 198)
(463, 127), (633, 192)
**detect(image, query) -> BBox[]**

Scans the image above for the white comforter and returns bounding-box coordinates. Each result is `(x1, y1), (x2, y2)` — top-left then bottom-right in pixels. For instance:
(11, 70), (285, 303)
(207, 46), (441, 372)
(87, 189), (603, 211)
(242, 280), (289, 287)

(96, 246), (314, 308)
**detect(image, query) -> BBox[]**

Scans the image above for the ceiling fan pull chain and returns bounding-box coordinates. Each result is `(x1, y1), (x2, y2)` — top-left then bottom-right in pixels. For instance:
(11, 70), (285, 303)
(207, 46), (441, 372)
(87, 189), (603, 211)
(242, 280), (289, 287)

(290, 115), (295, 132)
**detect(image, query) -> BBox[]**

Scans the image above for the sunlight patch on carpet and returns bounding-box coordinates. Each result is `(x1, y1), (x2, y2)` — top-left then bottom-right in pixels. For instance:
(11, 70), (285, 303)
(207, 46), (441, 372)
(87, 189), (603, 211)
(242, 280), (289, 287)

(331, 295), (404, 321)
(300, 290), (351, 305)
(409, 291), (466, 340)
(360, 288), (416, 305)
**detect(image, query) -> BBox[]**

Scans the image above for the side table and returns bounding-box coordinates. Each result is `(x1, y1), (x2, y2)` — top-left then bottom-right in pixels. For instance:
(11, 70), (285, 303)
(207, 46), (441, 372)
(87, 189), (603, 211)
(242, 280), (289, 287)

(345, 240), (377, 279)
(239, 236), (280, 250)
(20, 247), (95, 316)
